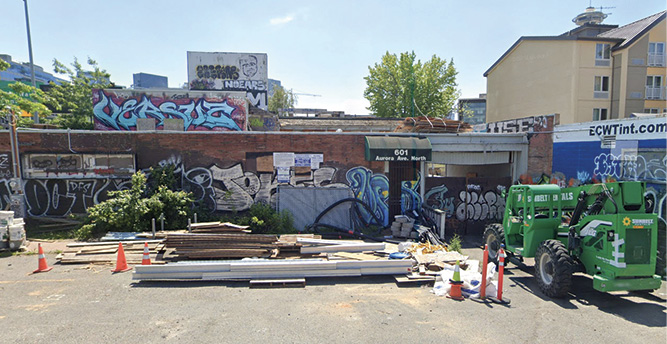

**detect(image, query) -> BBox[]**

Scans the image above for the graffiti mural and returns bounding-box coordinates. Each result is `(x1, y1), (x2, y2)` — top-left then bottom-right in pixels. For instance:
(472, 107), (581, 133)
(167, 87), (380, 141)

(155, 156), (346, 213)
(346, 166), (389, 227)
(187, 52), (269, 110)
(0, 153), (12, 179)
(0, 178), (131, 217)
(486, 114), (553, 134)
(92, 89), (247, 131)
(425, 177), (511, 235)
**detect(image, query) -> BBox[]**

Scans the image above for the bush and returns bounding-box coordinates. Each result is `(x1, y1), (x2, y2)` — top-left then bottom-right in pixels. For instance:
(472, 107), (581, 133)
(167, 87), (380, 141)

(448, 234), (462, 253)
(238, 202), (295, 234)
(75, 171), (194, 240)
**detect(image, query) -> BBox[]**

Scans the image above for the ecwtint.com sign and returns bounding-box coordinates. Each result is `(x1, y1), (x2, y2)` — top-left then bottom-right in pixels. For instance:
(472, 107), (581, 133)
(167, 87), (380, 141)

(187, 52), (268, 110)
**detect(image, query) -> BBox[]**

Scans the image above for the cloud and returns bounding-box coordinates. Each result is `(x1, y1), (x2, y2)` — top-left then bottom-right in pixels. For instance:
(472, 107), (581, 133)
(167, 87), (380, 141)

(270, 15), (294, 25)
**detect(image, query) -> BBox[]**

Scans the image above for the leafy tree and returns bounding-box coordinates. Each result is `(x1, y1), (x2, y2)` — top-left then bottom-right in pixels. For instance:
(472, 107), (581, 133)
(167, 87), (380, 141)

(47, 57), (113, 129)
(268, 85), (297, 115)
(0, 60), (53, 127)
(364, 51), (459, 118)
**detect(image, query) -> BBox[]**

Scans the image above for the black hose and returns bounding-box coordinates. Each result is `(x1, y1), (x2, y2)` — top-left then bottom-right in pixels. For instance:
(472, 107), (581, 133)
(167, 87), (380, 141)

(306, 197), (388, 240)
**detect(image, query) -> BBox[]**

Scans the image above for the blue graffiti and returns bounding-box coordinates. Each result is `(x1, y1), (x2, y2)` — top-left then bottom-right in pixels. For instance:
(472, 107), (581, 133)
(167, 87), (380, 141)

(93, 90), (242, 131)
(401, 177), (422, 215)
(346, 166), (389, 227)
(425, 184), (456, 217)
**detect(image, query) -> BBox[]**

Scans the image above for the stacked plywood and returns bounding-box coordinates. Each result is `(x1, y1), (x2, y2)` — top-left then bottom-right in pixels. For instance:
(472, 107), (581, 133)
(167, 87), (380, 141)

(164, 233), (278, 260)
(394, 117), (473, 133)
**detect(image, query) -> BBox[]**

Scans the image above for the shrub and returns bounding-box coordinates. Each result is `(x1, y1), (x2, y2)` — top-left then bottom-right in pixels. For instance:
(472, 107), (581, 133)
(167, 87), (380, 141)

(448, 234), (462, 253)
(75, 171), (194, 240)
(239, 202), (296, 234)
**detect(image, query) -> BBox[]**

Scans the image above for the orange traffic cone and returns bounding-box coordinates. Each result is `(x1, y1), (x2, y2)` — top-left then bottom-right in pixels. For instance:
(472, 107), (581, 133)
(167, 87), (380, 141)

(111, 242), (132, 273)
(447, 260), (464, 301)
(33, 243), (53, 273)
(141, 242), (151, 265)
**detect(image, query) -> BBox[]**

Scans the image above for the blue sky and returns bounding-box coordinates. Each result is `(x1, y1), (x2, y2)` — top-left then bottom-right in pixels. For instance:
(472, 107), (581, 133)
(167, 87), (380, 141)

(2, 0), (665, 115)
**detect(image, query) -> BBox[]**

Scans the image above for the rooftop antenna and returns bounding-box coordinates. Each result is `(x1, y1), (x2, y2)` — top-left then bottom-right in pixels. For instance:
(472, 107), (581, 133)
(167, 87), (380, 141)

(572, 2), (614, 26)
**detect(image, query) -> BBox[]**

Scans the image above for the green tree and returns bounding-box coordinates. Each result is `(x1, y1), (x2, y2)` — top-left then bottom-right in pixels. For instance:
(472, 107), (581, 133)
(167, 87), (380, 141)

(47, 57), (113, 129)
(268, 85), (297, 115)
(0, 60), (52, 127)
(364, 51), (459, 118)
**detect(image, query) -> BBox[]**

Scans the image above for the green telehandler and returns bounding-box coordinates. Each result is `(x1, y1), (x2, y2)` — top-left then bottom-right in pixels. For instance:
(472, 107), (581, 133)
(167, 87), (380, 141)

(483, 181), (663, 297)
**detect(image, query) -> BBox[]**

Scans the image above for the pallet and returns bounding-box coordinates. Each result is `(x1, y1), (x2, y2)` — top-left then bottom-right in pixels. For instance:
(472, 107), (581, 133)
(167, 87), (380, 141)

(249, 278), (306, 288)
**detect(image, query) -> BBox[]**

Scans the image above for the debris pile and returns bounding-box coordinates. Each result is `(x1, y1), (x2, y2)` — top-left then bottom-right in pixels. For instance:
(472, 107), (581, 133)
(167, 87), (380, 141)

(393, 117), (473, 133)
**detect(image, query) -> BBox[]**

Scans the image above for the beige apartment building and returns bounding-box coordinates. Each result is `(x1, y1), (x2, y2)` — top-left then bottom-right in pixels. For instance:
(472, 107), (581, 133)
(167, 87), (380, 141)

(484, 10), (666, 124)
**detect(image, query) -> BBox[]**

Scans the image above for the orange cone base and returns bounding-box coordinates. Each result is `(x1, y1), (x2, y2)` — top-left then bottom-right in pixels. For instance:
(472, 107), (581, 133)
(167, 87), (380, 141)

(33, 266), (53, 273)
(447, 281), (464, 301)
(111, 266), (132, 273)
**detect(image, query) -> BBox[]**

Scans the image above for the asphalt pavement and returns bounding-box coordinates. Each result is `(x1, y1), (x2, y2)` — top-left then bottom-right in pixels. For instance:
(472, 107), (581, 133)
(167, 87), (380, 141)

(1, 243), (665, 344)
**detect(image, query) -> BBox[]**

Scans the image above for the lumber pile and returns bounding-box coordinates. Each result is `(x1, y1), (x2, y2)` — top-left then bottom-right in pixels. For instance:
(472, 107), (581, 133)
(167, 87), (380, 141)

(164, 233), (279, 260)
(393, 117), (473, 133)
(57, 241), (163, 264)
(190, 222), (250, 233)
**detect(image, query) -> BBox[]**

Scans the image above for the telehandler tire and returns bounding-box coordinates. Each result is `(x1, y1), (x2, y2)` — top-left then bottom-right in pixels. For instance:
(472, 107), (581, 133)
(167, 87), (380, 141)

(483, 223), (505, 265)
(535, 240), (573, 298)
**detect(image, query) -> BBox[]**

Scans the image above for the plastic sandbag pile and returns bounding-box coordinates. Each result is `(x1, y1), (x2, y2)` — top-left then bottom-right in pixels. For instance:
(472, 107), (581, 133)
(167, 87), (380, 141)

(432, 262), (499, 299)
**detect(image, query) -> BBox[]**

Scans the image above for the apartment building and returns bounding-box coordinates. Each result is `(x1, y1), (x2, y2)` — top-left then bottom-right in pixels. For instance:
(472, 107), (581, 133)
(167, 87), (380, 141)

(484, 10), (666, 124)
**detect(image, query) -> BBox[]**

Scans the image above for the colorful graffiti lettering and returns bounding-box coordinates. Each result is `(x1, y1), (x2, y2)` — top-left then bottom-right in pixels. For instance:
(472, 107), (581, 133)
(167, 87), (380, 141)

(346, 166), (389, 227)
(92, 89), (247, 132)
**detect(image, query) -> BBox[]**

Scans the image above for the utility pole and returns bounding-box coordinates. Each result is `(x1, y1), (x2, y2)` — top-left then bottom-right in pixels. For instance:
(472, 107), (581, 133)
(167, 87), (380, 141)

(23, 0), (39, 124)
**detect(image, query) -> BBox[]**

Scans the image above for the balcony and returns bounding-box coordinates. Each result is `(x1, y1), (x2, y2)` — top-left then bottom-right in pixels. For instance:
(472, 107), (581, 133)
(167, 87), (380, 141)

(645, 86), (666, 100)
(648, 53), (666, 67)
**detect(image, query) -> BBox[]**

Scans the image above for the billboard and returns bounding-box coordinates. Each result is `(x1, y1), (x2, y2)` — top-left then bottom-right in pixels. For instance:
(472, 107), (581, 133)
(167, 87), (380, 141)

(92, 89), (248, 131)
(187, 52), (268, 110)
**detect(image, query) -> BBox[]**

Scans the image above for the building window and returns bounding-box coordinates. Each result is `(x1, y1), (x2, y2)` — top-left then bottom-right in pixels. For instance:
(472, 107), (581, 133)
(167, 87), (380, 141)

(593, 108), (608, 121)
(648, 42), (666, 66)
(646, 75), (664, 100)
(595, 43), (611, 66)
(594, 76), (609, 98)
(643, 108), (660, 114)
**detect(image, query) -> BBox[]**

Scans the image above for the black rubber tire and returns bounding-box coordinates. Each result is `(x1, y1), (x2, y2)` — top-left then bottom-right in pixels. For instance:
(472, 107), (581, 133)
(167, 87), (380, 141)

(483, 223), (505, 265)
(534, 240), (574, 298)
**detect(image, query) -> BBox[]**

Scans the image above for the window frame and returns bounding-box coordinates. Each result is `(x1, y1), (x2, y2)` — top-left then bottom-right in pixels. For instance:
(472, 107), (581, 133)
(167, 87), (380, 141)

(593, 108), (608, 121)
(595, 43), (611, 60)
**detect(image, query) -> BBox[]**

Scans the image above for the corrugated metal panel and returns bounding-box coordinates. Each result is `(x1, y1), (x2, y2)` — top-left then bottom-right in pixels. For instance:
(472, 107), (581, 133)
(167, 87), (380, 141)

(431, 151), (510, 165)
(277, 186), (353, 232)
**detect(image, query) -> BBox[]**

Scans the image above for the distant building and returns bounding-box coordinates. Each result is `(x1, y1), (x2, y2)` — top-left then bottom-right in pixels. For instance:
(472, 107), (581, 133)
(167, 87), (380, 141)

(0, 54), (67, 91)
(133, 72), (168, 89)
(458, 94), (487, 125)
(268, 79), (281, 98)
(485, 10), (666, 124)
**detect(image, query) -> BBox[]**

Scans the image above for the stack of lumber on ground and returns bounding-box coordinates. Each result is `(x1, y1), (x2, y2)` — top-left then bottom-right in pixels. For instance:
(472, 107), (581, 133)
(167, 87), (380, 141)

(133, 259), (413, 281)
(190, 222), (250, 233)
(393, 117), (473, 133)
(164, 233), (278, 260)
(57, 241), (163, 264)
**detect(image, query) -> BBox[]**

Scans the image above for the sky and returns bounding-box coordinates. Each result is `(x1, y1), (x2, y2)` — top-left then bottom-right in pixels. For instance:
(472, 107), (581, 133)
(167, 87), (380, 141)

(1, 0), (665, 116)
